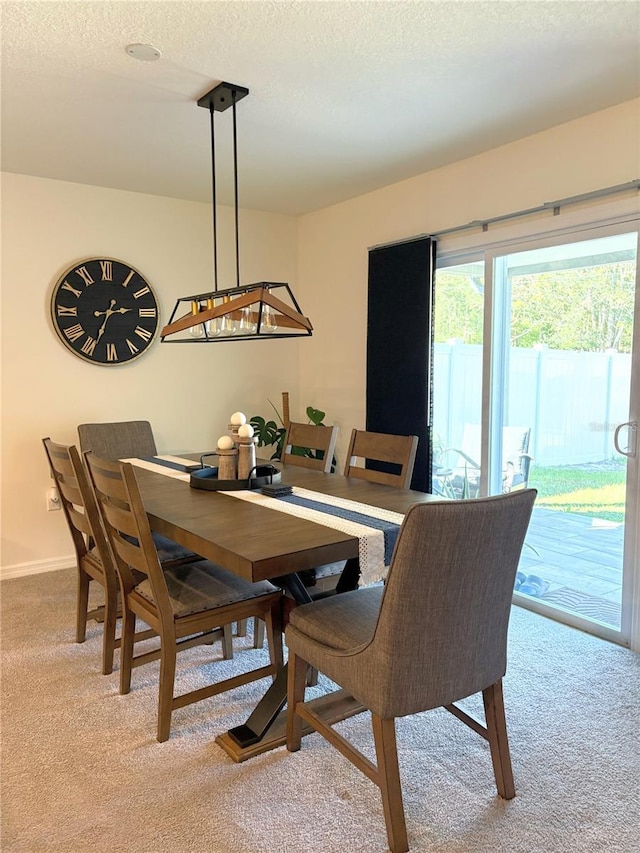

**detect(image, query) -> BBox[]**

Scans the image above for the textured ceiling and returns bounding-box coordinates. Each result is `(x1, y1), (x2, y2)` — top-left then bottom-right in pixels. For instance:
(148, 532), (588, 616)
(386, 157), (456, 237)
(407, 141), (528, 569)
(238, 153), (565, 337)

(1, 1), (639, 215)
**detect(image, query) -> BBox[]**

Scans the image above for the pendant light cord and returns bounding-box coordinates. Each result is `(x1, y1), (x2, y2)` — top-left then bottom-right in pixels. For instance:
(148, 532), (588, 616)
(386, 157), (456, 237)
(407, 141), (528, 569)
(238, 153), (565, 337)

(232, 92), (240, 289)
(209, 105), (218, 292)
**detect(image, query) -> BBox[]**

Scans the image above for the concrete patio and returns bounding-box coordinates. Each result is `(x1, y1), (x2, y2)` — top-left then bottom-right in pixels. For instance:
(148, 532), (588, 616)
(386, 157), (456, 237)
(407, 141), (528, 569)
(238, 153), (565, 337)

(516, 506), (624, 628)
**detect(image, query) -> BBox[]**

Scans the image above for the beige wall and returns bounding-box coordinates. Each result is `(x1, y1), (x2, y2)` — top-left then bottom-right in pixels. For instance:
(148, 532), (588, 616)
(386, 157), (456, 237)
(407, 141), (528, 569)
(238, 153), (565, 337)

(297, 99), (640, 466)
(1, 175), (301, 575)
(2, 98), (639, 576)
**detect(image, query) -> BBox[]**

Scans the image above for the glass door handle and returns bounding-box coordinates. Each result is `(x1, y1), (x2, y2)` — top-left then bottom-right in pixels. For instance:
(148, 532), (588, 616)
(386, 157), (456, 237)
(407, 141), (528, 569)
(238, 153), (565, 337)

(614, 421), (638, 457)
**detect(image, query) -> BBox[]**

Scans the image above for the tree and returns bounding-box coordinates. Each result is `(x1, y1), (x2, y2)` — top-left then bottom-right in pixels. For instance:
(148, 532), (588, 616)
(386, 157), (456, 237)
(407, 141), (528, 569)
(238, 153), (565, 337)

(434, 261), (635, 353)
(511, 261), (635, 352)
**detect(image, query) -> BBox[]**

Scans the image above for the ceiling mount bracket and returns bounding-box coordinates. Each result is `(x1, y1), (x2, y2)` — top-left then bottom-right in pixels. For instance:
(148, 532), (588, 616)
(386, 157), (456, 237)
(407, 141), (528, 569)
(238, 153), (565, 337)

(197, 81), (249, 113)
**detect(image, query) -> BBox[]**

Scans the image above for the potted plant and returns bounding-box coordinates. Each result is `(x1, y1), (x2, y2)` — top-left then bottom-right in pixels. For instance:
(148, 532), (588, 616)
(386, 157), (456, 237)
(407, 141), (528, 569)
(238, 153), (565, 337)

(250, 398), (336, 471)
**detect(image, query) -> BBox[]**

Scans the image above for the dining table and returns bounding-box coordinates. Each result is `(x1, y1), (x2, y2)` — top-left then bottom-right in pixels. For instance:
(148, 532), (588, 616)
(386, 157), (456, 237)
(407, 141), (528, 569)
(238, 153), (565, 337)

(131, 454), (440, 761)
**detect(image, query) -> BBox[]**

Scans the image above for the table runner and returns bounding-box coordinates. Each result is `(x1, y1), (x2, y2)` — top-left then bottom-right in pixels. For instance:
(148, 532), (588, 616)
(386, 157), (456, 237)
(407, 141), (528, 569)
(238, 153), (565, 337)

(221, 487), (403, 586)
(124, 457), (404, 586)
(122, 455), (192, 481)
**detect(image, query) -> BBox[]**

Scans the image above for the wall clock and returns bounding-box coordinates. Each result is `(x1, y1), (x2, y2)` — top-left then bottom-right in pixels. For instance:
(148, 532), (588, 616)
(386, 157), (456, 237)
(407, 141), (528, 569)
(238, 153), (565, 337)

(50, 258), (159, 365)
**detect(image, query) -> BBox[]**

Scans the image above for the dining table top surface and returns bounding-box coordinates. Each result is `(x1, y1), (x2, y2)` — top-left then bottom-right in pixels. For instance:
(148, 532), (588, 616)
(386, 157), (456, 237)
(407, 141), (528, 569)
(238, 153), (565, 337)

(134, 457), (440, 583)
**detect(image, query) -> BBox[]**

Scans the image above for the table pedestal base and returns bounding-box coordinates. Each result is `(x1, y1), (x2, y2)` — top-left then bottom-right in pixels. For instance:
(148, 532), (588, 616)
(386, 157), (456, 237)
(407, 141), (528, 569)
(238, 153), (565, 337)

(215, 689), (365, 762)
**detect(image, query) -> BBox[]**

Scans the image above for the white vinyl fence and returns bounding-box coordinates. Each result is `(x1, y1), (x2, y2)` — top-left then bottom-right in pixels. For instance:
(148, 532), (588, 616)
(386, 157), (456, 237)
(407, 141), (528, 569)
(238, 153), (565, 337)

(433, 343), (631, 467)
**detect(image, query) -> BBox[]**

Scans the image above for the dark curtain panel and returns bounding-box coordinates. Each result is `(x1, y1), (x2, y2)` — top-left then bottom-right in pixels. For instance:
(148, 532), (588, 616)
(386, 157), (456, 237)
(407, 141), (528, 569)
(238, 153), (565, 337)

(366, 237), (435, 492)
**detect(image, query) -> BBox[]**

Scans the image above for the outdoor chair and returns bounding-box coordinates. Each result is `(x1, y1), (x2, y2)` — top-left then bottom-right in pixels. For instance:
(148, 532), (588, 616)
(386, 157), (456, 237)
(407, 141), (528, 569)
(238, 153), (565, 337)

(435, 425), (532, 499)
(285, 489), (537, 853)
(85, 451), (284, 742)
(42, 438), (156, 674)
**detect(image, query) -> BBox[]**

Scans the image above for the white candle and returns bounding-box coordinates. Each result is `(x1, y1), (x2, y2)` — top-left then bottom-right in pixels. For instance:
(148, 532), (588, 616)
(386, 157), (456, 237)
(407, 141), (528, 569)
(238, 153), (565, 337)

(217, 435), (235, 450)
(230, 411), (247, 426)
(237, 423), (254, 438)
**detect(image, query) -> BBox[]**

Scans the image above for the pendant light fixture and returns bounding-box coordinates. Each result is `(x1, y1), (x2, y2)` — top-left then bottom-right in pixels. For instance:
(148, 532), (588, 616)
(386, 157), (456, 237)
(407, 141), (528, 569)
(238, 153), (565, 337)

(161, 82), (312, 343)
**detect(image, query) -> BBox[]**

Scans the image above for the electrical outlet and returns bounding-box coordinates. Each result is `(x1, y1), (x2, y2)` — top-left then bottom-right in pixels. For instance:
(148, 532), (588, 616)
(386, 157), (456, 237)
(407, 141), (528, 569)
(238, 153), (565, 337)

(47, 487), (61, 511)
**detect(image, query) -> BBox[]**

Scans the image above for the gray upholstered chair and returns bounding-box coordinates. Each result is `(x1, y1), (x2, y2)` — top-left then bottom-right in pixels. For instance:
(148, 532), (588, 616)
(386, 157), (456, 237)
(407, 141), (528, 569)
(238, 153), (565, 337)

(42, 438), (155, 674)
(78, 420), (197, 566)
(286, 489), (537, 853)
(78, 420), (158, 461)
(85, 451), (284, 742)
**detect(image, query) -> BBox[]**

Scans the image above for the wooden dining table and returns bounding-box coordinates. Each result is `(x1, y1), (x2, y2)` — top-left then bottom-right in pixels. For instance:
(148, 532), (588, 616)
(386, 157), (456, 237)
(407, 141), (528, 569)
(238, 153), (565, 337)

(134, 457), (439, 761)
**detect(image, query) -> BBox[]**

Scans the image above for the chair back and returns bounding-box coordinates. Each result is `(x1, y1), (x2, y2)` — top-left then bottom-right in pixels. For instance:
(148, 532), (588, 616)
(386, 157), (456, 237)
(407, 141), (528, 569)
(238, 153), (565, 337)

(42, 438), (112, 568)
(450, 424), (531, 473)
(84, 452), (172, 622)
(343, 429), (418, 489)
(281, 422), (338, 473)
(368, 489), (536, 718)
(78, 420), (157, 461)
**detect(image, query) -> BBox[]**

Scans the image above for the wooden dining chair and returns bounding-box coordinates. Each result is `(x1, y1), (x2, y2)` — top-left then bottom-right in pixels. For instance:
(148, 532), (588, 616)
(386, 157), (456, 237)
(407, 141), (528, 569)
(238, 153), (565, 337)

(286, 489), (537, 853)
(312, 429), (420, 597)
(280, 420), (338, 473)
(42, 438), (155, 675)
(343, 428), (419, 489)
(84, 451), (284, 742)
(239, 418), (340, 651)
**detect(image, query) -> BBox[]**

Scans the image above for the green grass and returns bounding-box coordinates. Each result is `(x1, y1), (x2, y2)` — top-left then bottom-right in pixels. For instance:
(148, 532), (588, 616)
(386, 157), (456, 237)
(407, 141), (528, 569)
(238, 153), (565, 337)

(528, 464), (626, 523)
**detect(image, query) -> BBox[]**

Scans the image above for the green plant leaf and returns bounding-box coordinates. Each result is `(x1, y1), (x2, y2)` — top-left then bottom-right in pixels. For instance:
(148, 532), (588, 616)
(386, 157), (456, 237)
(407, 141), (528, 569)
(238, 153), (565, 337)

(268, 398), (285, 426)
(250, 415), (283, 448)
(306, 406), (325, 425)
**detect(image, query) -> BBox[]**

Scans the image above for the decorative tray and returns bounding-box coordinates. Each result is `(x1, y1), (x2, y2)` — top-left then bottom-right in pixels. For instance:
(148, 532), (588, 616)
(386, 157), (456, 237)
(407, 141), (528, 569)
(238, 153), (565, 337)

(190, 463), (282, 492)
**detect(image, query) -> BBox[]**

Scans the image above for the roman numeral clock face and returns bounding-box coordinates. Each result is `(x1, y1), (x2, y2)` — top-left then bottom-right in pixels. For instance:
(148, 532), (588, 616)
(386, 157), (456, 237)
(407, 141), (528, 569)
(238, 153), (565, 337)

(51, 259), (159, 365)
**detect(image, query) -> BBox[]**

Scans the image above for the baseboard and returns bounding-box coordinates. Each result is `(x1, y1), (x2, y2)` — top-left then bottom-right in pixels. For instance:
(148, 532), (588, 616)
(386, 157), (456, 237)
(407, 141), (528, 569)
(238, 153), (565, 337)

(1, 556), (75, 580)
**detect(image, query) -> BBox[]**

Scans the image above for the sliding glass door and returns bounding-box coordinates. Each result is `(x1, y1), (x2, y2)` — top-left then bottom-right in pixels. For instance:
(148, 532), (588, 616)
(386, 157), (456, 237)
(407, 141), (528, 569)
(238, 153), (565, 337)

(432, 222), (639, 647)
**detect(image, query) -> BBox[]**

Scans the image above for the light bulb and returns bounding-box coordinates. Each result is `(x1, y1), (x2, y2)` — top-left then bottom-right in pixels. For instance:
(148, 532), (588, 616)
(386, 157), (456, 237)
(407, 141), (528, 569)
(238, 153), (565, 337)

(189, 301), (205, 338)
(261, 303), (278, 334)
(219, 295), (237, 336)
(205, 298), (220, 337)
(239, 306), (257, 334)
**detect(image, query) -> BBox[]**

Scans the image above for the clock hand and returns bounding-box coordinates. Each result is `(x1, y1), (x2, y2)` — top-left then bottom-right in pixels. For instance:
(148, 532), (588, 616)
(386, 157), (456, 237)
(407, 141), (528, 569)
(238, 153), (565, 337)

(95, 299), (117, 341)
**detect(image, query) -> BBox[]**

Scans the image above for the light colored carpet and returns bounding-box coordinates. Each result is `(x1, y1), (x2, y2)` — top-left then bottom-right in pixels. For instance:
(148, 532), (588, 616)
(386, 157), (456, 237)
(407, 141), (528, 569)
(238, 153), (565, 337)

(1, 568), (639, 853)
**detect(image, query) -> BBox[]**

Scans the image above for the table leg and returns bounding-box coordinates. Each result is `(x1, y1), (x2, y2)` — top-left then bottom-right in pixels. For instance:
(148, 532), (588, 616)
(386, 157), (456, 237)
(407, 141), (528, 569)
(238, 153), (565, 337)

(217, 572), (365, 761)
(226, 572), (312, 748)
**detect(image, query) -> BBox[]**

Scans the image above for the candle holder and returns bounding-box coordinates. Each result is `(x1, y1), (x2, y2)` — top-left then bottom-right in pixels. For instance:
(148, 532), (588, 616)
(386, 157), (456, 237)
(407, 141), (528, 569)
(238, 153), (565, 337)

(237, 435), (258, 480)
(216, 446), (238, 480)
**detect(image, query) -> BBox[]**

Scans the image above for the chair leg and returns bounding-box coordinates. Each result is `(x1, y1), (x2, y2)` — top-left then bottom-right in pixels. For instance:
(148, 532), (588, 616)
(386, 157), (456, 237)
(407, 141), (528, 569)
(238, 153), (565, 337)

(101, 587), (118, 676)
(119, 608), (136, 695)
(157, 640), (177, 743)
(372, 715), (408, 853)
(222, 623), (234, 660)
(286, 651), (308, 752)
(253, 616), (265, 649)
(306, 667), (319, 687)
(76, 568), (91, 643)
(483, 679), (515, 799)
(236, 619), (248, 637)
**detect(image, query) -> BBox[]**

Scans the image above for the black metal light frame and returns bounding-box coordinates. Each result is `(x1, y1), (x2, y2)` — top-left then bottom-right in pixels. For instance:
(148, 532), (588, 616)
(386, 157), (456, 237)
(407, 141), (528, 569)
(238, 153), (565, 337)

(161, 82), (312, 343)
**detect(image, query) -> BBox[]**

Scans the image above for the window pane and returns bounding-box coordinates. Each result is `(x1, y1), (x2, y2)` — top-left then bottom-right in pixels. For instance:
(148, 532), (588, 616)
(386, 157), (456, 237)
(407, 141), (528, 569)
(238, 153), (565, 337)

(431, 261), (484, 497)
(502, 232), (636, 631)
